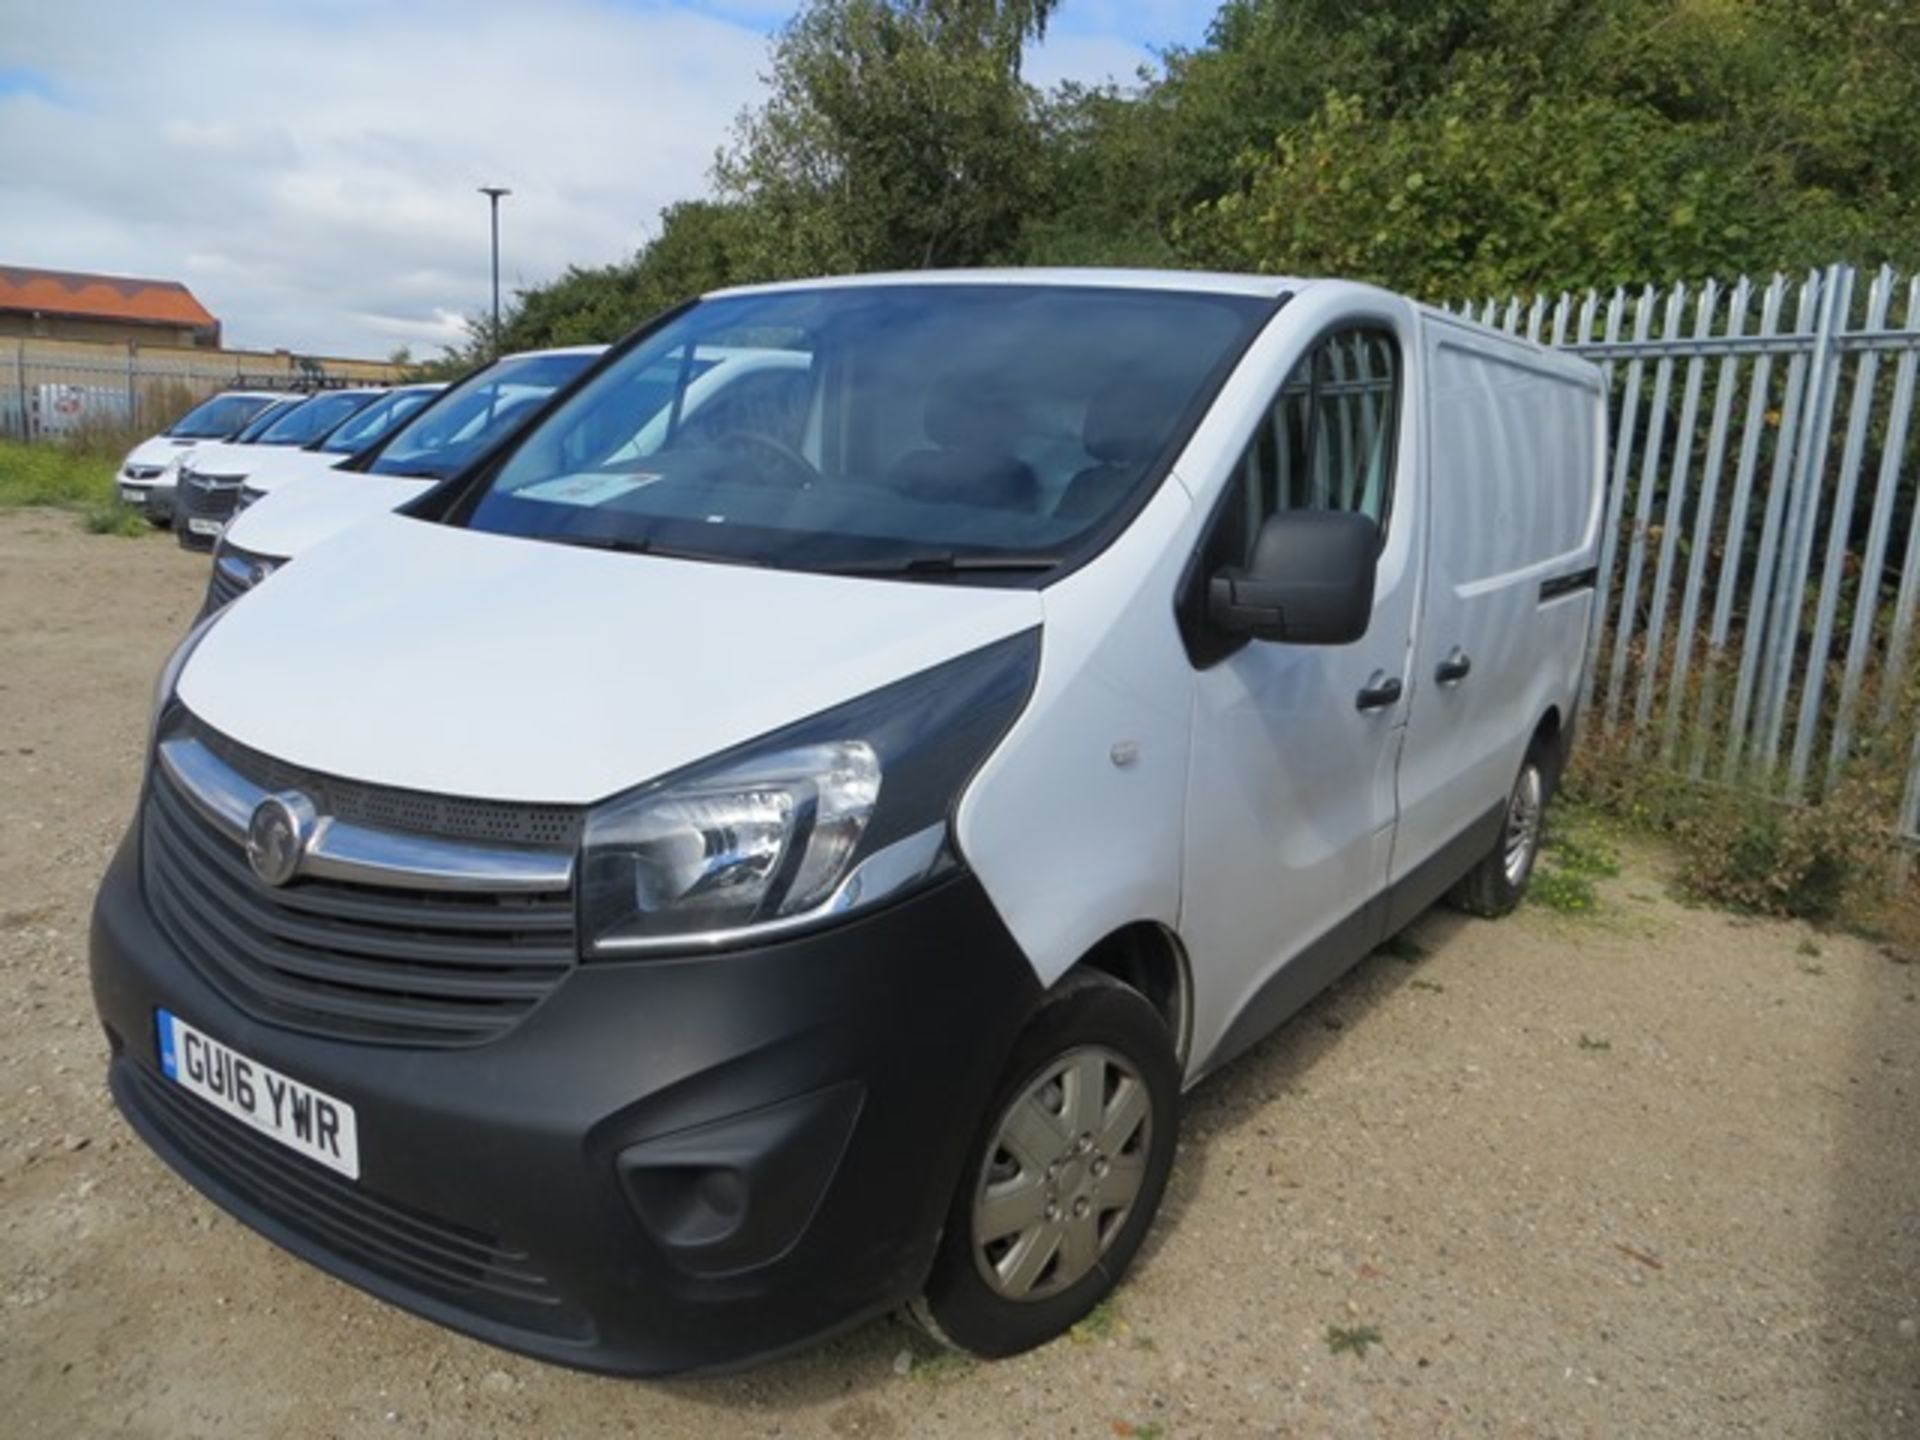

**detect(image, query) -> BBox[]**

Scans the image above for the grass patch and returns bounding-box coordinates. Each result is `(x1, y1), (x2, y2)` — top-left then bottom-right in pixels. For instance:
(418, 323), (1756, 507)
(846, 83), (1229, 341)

(1071, 1298), (1122, 1343)
(1408, 977), (1446, 993)
(1378, 931), (1428, 963)
(909, 1349), (977, 1383)
(1525, 805), (1621, 916)
(1577, 1032), (1611, 1051)
(0, 438), (120, 511)
(1325, 1323), (1383, 1359)
(1529, 867), (1602, 914)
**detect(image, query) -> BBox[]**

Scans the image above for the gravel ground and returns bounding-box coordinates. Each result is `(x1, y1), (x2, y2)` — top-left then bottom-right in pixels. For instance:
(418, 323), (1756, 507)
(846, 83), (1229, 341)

(2, 510), (1916, 1438)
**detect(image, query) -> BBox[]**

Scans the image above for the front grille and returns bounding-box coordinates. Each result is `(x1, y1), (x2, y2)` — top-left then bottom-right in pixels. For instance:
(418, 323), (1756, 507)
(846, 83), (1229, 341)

(117, 1060), (592, 1342)
(182, 472), (245, 523)
(189, 718), (582, 849)
(142, 758), (579, 1047)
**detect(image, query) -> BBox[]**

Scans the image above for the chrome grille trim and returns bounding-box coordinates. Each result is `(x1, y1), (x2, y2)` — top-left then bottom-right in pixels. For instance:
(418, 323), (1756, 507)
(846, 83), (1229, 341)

(142, 759), (577, 1046)
(157, 735), (574, 895)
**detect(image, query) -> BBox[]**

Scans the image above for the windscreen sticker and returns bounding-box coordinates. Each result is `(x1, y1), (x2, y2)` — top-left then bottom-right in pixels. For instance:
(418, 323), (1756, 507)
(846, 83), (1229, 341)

(517, 473), (660, 507)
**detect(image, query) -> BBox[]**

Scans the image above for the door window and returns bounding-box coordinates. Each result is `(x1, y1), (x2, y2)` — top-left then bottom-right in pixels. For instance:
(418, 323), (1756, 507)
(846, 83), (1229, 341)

(1207, 327), (1400, 570)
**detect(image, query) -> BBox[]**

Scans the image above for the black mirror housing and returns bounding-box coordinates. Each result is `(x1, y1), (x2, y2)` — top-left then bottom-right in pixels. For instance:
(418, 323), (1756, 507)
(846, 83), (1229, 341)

(1207, 509), (1379, 646)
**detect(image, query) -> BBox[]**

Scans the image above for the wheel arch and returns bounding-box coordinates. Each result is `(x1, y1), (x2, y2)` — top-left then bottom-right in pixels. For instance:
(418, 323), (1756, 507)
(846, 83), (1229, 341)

(1060, 921), (1193, 1075)
(1530, 703), (1568, 790)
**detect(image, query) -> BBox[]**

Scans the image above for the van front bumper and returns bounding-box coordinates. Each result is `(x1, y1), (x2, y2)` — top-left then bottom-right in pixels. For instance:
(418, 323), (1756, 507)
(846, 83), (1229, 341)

(89, 832), (1040, 1374)
(118, 477), (175, 521)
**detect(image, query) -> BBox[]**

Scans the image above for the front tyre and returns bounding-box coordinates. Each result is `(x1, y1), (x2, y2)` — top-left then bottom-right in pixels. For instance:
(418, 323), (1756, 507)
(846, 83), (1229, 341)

(913, 971), (1179, 1357)
(1449, 751), (1548, 918)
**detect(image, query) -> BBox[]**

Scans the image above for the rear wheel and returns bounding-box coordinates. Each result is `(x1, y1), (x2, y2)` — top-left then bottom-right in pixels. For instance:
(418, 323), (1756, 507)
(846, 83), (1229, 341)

(1448, 752), (1547, 918)
(913, 971), (1179, 1357)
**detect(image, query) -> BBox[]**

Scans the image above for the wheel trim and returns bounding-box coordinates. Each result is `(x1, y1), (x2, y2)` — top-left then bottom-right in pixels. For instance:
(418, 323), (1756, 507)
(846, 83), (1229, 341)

(1503, 763), (1544, 887)
(971, 1045), (1152, 1302)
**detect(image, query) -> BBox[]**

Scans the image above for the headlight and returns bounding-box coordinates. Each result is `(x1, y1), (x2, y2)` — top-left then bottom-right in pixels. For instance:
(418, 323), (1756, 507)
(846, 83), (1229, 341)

(581, 629), (1039, 955)
(147, 609), (220, 755)
(211, 541), (281, 596)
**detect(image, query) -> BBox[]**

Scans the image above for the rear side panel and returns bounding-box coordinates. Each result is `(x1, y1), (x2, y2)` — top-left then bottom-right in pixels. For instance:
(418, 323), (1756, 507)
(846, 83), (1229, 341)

(1392, 317), (1605, 884)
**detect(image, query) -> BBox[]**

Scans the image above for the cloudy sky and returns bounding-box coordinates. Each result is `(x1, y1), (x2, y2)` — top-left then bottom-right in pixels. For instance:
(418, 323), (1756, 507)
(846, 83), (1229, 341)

(0, 0), (1217, 359)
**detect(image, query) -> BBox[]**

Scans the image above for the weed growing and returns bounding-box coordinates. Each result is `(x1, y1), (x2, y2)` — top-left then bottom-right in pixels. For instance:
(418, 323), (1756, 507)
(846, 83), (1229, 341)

(1378, 931), (1428, 963)
(1071, 1297), (1121, 1343)
(81, 499), (150, 537)
(1326, 1323), (1383, 1359)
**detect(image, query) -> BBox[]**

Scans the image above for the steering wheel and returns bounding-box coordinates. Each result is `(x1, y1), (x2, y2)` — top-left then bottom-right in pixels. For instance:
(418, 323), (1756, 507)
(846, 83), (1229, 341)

(715, 430), (820, 488)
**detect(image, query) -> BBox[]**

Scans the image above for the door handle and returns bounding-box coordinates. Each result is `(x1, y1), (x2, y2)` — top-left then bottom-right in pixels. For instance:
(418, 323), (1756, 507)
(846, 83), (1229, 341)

(1435, 648), (1472, 685)
(1356, 672), (1403, 712)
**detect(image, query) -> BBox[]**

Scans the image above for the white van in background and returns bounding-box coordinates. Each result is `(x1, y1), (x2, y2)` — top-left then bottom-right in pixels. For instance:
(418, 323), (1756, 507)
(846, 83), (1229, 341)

(206, 347), (606, 606)
(225, 383), (445, 508)
(207, 343), (809, 609)
(173, 388), (391, 550)
(95, 271), (1604, 1374)
(116, 389), (287, 522)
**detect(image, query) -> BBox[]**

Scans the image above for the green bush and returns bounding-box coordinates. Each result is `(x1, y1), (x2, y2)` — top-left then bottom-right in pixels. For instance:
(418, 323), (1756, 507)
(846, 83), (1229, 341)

(1675, 789), (1864, 921)
(1561, 723), (1902, 928)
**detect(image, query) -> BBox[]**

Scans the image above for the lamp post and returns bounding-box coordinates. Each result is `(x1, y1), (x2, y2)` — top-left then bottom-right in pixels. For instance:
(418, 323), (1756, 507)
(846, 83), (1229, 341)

(478, 185), (511, 355)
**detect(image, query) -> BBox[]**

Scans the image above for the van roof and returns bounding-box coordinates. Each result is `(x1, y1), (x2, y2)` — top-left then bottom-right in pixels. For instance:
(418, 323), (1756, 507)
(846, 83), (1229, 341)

(709, 268), (1305, 301)
(706, 270), (1593, 376)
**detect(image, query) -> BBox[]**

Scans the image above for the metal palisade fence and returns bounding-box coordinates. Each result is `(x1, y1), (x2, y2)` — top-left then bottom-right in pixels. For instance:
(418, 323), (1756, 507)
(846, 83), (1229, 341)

(1448, 263), (1920, 844)
(3, 339), (402, 441)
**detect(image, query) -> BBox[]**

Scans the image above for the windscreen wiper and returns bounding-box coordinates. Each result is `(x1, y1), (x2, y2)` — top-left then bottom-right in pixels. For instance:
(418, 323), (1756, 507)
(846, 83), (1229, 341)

(822, 551), (1063, 577)
(542, 532), (767, 567)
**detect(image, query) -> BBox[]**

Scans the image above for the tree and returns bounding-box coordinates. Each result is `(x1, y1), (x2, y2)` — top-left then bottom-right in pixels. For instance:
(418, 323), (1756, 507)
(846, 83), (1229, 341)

(1169, 0), (1919, 296)
(469, 0), (1919, 343)
(714, 0), (1054, 274)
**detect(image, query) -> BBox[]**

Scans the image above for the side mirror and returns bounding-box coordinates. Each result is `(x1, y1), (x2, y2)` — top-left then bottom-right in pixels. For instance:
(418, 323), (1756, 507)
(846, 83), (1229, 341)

(1207, 509), (1379, 646)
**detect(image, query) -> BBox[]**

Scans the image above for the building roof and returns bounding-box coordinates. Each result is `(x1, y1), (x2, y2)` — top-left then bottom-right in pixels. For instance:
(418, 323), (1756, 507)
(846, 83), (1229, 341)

(0, 265), (218, 331)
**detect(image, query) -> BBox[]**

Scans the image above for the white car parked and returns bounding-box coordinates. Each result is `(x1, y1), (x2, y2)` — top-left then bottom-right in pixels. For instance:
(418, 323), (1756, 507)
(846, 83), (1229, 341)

(115, 390), (286, 522)
(96, 270), (1605, 1375)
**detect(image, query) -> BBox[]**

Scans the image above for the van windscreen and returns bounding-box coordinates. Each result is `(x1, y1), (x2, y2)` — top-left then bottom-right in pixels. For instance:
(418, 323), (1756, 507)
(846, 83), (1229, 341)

(459, 284), (1269, 579)
(167, 393), (275, 440)
(367, 351), (600, 480)
(256, 391), (378, 447)
(317, 388), (436, 455)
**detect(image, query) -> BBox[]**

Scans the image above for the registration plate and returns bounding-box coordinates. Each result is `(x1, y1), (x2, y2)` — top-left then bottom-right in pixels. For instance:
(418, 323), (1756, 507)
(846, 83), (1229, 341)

(119, 485), (147, 506)
(156, 1009), (360, 1179)
(187, 517), (225, 537)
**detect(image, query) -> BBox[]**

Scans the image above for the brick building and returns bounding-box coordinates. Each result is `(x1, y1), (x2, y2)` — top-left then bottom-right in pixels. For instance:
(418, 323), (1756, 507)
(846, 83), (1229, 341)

(0, 264), (221, 348)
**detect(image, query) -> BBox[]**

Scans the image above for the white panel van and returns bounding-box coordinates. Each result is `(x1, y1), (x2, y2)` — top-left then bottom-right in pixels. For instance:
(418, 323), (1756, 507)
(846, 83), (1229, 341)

(92, 270), (1605, 1374)
(206, 348), (607, 608)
